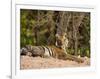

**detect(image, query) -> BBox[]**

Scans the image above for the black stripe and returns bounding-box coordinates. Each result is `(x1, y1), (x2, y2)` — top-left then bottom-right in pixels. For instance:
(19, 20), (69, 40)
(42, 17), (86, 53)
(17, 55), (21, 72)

(45, 46), (51, 56)
(50, 47), (53, 57)
(41, 46), (45, 54)
(51, 48), (54, 57)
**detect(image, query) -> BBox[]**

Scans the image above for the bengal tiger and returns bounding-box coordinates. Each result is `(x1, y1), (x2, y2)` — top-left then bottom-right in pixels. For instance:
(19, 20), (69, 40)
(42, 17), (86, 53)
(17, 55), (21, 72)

(21, 45), (84, 63)
(21, 33), (84, 63)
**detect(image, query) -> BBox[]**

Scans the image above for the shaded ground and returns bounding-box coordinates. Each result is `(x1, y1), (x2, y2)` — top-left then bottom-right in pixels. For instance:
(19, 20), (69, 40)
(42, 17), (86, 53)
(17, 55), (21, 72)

(20, 56), (90, 69)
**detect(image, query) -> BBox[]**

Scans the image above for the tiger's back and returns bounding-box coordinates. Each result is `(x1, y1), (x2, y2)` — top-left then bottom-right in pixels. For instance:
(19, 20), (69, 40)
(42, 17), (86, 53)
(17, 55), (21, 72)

(21, 45), (84, 63)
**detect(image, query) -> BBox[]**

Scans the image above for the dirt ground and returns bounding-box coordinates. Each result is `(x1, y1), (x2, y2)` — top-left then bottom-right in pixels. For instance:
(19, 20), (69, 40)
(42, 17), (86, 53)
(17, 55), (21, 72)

(20, 56), (90, 69)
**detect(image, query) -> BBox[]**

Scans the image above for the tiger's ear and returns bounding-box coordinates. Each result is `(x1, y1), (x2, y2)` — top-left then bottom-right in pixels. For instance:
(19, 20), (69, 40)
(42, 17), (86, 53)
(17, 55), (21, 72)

(55, 34), (59, 38)
(62, 33), (66, 39)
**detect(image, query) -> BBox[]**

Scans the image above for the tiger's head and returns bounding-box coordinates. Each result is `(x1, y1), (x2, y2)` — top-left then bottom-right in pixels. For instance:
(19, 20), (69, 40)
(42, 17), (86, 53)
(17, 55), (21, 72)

(55, 33), (68, 52)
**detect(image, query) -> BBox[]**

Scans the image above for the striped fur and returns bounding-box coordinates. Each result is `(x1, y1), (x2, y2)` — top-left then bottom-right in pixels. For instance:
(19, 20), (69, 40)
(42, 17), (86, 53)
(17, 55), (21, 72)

(21, 45), (84, 63)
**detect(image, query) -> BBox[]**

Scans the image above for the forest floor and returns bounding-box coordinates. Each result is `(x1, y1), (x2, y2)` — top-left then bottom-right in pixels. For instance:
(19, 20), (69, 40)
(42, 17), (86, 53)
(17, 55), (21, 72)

(20, 56), (90, 69)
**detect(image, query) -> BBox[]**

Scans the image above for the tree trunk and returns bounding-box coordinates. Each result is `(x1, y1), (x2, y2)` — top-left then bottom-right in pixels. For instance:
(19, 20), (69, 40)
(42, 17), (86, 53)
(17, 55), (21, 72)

(56, 12), (71, 52)
(72, 13), (85, 56)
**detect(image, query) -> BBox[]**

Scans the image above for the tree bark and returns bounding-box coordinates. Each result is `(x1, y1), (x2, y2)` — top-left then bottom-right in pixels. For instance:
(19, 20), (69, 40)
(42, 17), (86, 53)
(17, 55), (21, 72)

(72, 13), (85, 56)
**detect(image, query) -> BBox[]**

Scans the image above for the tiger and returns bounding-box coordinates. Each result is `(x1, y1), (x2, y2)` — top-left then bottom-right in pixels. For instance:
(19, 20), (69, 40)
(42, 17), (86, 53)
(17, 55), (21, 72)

(21, 32), (84, 63)
(21, 45), (84, 63)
